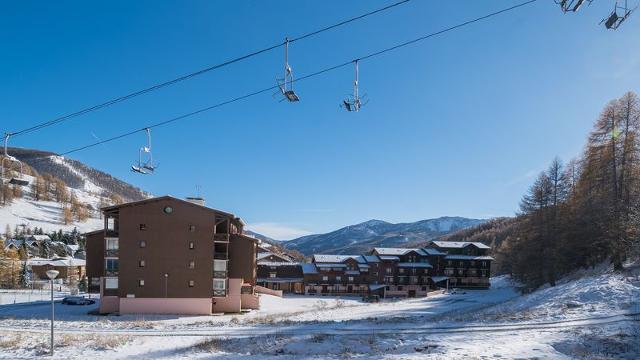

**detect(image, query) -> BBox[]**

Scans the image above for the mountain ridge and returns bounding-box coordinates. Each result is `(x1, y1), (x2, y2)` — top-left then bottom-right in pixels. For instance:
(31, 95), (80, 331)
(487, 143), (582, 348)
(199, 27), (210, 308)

(282, 216), (487, 255)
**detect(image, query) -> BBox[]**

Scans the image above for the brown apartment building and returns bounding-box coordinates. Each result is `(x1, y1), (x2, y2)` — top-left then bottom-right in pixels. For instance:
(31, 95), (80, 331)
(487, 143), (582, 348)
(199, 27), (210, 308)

(86, 196), (259, 315)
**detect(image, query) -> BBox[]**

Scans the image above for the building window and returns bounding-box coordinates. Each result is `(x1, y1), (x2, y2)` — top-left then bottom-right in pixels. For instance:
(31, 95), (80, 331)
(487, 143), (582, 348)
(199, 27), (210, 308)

(105, 278), (118, 289)
(188, 280), (195, 287)
(348, 276), (354, 282)
(335, 276), (342, 282)
(385, 268), (392, 274)
(399, 268), (405, 274)
(138, 279), (145, 287)
(189, 242), (195, 249)
(482, 261), (487, 267)
(139, 224), (147, 231)
(459, 261), (464, 267)
(140, 240), (146, 248)
(163, 206), (173, 214)
(447, 260), (453, 266)
(107, 218), (115, 231)
(470, 261), (476, 266)
(213, 279), (226, 290)
(105, 258), (119, 272)
(188, 261), (195, 269)
(106, 238), (119, 250)
(398, 286), (403, 291)
(385, 286), (390, 291)
(139, 260), (145, 267)
(422, 286), (427, 291)
(322, 276), (329, 281)
(269, 272), (277, 278)
(189, 225), (196, 232)
(214, 260), (227, 272)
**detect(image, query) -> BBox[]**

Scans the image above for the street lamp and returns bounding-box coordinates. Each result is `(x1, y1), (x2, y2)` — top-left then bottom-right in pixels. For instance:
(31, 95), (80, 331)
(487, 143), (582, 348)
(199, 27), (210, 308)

(164, 273), (169, 298)
(45, 269), (59, 356)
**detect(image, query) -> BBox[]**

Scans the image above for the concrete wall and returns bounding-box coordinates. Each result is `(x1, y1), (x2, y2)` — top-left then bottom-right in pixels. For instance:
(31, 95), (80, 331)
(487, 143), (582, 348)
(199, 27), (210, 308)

(119, 297), (212, 315)
(100, 295), (120, 314)
(212, 278), (243, 313)
(241, 293), (260, 310)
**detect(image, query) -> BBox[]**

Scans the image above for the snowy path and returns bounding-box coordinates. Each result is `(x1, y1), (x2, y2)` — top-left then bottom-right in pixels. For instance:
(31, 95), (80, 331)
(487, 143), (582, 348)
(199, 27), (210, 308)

(1, 312), (637, 337)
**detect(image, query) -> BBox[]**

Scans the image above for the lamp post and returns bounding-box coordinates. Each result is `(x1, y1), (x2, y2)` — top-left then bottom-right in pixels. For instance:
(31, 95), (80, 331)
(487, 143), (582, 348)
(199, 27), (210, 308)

(45, 269), (59, 357)
(164, 273), (168, 298)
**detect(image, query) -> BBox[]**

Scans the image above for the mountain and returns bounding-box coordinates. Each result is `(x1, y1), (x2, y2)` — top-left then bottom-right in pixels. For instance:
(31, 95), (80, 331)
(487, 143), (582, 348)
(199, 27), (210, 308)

(244, 230), (280, 244)
(8, 148), (148, 201)
(283, 217), (487, 255)
(1, 147), (149, 235)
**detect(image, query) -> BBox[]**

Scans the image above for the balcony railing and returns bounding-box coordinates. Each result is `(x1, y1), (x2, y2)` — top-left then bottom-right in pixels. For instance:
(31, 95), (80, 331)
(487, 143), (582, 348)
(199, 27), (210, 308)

(213, 289), (226, 297)
(213, 253), (228, 260)
(213, 234), (230, 242)
(213, 270), (227, 279)
(105, 249), (119, 257)
(105, 270), (119, 277)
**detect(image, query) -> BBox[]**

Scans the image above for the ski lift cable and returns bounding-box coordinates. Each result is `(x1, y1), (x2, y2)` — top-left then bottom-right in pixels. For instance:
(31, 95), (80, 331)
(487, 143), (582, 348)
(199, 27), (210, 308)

(24, 0), (537, 160)
(6, 0), (412, 138)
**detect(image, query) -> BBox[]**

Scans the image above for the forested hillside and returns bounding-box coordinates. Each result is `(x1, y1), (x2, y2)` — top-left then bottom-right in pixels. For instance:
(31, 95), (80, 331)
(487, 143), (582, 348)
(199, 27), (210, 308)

(435, 92), (640, 289)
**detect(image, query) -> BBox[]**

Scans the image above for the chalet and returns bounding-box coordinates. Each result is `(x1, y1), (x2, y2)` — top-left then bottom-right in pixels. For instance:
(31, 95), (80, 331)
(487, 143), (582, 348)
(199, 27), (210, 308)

(427, 241), (493, 288)
(256, 261), (304, 294)
(86, 195), (259, 315)
(27, 257), (86, 283)
(370, 248), (435, 297)
(304, 255), (371, 296)
(257, 252), (293, 263)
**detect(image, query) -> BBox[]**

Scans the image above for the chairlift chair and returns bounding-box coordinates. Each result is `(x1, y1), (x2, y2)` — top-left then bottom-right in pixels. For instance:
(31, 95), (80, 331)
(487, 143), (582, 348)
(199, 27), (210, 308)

(601, 1), (635, 29)
(341, 60), (366, 112)
(131, 128), (157, 174)
(557, 0), (591, 12)
(277, 38), (300, 102)
(1, 133), (29, 186)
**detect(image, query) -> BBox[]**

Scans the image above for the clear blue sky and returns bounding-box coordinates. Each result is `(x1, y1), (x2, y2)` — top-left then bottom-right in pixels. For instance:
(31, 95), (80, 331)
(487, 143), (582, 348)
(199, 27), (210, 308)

(2, 1), (639, 239)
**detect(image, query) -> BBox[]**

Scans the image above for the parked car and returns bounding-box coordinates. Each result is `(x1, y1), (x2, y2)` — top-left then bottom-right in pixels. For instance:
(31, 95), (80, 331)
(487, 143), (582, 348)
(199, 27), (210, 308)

(62, 296), (96, 305)
(362, 294), (380, 303)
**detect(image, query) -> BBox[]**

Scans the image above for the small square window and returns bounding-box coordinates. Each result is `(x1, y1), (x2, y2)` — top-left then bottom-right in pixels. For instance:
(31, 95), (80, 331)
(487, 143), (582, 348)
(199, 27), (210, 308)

(139, 224), (147, 231)
(189, 242), (195, 250)
(398, 286), (403, 291)
(188, 280), (195, 287)
(139, 260), (145, 267)
(140, 240), (146, 248)
(189, 225), (196, 232)
(138, 279), (145, 287)
(188, 261), (195, 269)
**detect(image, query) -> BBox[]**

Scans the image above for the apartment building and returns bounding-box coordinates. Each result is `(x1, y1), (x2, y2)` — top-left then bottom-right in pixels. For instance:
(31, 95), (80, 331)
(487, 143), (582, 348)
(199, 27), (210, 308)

(293, 242), (493, 298)
(428, 241), (493, 288)
(86, 195), (259, 315)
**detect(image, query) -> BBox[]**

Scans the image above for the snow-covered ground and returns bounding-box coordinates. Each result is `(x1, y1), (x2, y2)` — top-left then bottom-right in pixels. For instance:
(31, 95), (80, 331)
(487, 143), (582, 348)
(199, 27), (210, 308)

(0, 267), (638, 359)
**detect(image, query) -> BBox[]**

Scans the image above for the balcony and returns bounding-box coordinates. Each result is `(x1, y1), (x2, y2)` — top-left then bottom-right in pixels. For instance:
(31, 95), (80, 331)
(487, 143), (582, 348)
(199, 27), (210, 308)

(213, 234), (230, 243)
(214, 253), (228, 260)
(105, 249), (119, 257)
(213, 289), (226, 297)
(213, 270), (227, 279)
(105, 270), (119, 277)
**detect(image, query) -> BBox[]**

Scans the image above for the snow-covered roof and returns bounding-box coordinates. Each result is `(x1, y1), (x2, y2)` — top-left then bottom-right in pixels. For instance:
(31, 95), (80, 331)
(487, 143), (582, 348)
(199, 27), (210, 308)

(379, 255), (400, 261)
(257, 277), (303, 283)
(257, 261), (300, 267)
(445, 255), (494, 261)
(301, 263), (318, 274)
(369, 284), (386, 291)
(257, 252), (293, 262)
(422, 248), (447, 256)
(315, 263), (347, 268)
(3, 239), (39, 249)
(345, 270), (361, 275)
(27, 257), (86, 267)
(431, 276), (449, 283)
(313, 254), (366, 264)
(363, 255), (380, 263)
(66, 244), (80, 253)
(431, 241), (490, 250)
(397, 262), (432, 268)
(26, 235), (51, 241)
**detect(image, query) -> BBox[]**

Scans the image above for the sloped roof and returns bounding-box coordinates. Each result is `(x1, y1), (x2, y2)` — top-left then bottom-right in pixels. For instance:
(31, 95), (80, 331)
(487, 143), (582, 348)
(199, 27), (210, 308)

(363, 255), (380, 263)
(27, 257), (86, 267)
(257, 261), (300, 266)
(257, 252), (293, 262)
(312, 254), (367, 264)
(379, 255), (400, 261)
(445, 255), (494, 261)
(301, 263), (318, 274)
(431, 241), (490, 249)
(101, 195), (242, 224)
(397, 262), (432, 268)
(422, 248), (447, 256)
(374, 247), (429, 256)
(26, 235), (51, 241)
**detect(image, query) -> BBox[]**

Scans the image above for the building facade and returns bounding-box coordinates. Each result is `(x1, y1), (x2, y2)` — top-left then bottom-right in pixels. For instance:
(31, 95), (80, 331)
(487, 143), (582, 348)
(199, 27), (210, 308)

(86, 196), (259, 315)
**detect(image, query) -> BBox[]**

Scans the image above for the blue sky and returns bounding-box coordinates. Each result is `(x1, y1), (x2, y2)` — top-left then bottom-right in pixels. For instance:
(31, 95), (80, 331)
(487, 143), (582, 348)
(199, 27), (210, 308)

(2, 1), (639, 239)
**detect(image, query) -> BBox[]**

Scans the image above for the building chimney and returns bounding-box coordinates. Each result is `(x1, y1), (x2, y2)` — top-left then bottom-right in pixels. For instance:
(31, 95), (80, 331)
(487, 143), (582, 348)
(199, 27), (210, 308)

(185, 197), (205, 206)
